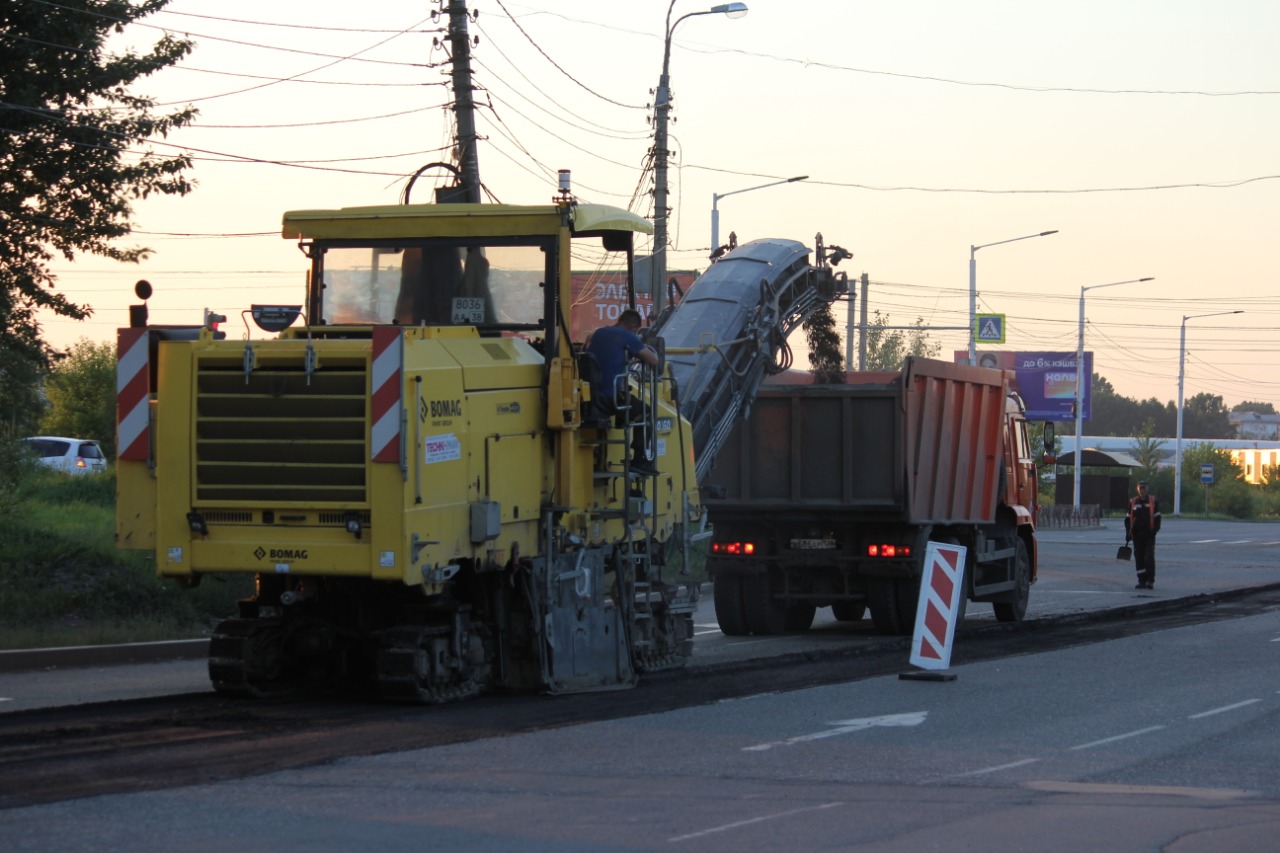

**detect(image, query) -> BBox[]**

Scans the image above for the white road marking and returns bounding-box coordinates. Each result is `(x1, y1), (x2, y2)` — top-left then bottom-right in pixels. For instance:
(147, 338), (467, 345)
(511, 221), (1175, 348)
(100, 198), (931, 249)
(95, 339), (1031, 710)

(1225, 539), (1253, 545)
(1189, 699), (1262, 719)
(1188, 539), (1219, 543)
(956, 757), (1040, 777)
(743, 711), (928, 752)
(1025, 780), (1254, 800)
(668, 802), (843, 843)
(0, 698), (10, 703)
(1070, 725), (1165, 750)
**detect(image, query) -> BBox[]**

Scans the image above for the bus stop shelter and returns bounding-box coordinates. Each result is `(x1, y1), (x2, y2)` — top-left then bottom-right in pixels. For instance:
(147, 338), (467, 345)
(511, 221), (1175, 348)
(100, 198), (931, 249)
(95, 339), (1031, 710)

(1054, 449), (1143, 510)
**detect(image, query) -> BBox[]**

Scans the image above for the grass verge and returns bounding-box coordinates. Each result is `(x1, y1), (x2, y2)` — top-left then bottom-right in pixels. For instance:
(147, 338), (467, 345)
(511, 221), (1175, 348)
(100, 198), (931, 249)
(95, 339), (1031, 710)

(0, 452), (251, 650)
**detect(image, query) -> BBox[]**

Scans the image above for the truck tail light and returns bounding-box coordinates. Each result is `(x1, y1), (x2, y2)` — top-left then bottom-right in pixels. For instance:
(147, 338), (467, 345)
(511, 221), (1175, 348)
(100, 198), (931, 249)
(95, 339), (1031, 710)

(712, 541), (756, 556)
(867, 544), (911, 558)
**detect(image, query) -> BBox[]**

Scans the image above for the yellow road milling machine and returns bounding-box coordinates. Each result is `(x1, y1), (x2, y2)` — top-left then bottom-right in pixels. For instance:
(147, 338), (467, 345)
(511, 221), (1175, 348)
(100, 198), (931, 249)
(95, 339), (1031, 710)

(116, 189), (846, 703)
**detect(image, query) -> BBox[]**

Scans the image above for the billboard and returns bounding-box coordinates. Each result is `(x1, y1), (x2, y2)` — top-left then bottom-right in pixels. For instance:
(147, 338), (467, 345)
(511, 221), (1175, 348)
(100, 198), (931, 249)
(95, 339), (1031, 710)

(568, 271), (697, 341)
(953, 350), (1092, 422)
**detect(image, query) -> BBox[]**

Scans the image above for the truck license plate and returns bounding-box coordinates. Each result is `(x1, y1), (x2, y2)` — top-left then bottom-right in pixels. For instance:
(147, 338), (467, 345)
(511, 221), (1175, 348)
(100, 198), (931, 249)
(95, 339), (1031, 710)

(790, 538), (836, 550)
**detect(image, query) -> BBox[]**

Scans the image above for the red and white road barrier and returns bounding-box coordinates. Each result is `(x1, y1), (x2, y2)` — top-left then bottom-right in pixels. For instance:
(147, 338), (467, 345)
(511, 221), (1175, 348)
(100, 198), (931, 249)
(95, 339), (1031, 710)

(909, 542), (967, 671)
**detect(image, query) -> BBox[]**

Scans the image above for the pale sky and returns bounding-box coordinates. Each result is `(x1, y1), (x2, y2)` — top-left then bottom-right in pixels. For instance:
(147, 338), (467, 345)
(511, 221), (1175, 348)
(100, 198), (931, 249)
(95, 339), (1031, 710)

(41, 0), (1280, 415)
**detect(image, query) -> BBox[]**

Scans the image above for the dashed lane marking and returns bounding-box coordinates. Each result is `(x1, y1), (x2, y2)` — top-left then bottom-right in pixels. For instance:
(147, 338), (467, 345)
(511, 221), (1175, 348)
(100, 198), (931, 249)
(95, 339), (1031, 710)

(1024, 781), (1254, 800)
(1071, 725), (1165, 750)
(668, 802), (843, 843)
(1189, 699), (1262, 719)
(956, 757), (1040, 777)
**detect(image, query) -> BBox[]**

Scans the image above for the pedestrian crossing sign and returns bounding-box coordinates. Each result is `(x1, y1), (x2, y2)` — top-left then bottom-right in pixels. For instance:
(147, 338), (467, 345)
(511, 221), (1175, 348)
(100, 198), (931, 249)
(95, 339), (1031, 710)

(975, 313), (1006, 344)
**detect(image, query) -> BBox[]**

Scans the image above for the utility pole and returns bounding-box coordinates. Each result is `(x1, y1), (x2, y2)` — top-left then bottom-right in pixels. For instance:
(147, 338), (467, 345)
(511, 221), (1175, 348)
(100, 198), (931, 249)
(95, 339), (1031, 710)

(447, 0), (481, 202)
(858, 272), (869, 370)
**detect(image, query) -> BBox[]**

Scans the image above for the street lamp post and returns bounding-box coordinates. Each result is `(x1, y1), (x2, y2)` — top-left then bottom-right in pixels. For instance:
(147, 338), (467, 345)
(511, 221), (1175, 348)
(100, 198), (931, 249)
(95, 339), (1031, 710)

(1175, 310), (1244, 516)
(652, 1), (747, 318)
(711, 175), (807, 251)
(968, 230), (1057, 364)
(1073, 277), (1154, 509)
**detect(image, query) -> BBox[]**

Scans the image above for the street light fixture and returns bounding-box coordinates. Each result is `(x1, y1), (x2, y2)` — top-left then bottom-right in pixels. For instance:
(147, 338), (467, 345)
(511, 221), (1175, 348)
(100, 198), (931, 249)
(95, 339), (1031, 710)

(651, 1), (748, 318)
(711, 175), (807, 251)
(1175, 309), (1244, 516)
(968, 230), (1057, 364)
(1073, 277), (1154, 509)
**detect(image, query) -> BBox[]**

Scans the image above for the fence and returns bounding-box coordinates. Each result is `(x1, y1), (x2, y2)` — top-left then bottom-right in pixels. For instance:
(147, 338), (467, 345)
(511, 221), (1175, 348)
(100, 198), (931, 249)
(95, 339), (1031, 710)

(1037, 504), (1102, 528)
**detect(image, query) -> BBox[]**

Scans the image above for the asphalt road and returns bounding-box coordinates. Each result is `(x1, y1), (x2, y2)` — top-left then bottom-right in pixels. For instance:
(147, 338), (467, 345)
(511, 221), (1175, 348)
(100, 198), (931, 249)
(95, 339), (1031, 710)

(3, 519), (1279, 851)
(3, 518), (1279, 713)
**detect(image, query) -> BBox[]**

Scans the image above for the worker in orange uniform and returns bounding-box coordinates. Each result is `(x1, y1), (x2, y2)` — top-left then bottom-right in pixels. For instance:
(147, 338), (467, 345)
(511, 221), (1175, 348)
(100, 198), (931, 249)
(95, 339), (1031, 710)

(1124, 480), (1161, 589)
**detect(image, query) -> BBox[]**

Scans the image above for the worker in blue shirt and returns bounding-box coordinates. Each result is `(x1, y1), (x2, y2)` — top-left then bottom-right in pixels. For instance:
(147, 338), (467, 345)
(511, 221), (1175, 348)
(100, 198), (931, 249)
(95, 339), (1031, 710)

(585, 309), (659, 474)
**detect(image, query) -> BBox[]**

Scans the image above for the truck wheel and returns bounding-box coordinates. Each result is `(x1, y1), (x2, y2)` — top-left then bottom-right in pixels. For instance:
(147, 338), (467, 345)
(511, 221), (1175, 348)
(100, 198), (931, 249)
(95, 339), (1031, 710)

(993, 538), (1031, 623)
(868, 579), (907, 635)
(894, 577), (920, 632)
(713, 577), (750, 636)
(743, 574), (787, 635)
(831, 601), (866, 622)
(784, 603), (816, 632)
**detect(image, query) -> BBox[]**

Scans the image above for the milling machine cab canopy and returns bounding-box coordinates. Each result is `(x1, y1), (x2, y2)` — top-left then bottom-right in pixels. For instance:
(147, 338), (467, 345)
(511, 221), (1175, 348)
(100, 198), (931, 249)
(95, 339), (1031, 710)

(280, 202), (653, 356)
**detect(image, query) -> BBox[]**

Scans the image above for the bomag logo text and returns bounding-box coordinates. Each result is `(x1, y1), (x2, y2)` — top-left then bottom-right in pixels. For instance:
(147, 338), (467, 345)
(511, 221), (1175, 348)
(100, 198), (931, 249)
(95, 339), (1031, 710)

(268, 548), (308, 560)
(429, 399), (462, 418)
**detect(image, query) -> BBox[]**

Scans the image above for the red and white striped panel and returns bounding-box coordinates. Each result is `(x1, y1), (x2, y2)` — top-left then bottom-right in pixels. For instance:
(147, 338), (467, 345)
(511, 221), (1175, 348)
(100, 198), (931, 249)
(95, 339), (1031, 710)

(370, 326), (403, 463)
(116, 328), (150, 461)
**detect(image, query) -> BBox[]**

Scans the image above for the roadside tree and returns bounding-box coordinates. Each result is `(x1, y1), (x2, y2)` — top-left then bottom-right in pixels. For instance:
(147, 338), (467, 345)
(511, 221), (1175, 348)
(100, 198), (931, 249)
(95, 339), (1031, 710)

(1, 1), (195, 396)
(1179, 442), (1253, 518)
(1232, 400), (1276, 414)
(39, 339), (117, 457)
(1129, 420), (1167, 483)
(861, 310), (939, 371)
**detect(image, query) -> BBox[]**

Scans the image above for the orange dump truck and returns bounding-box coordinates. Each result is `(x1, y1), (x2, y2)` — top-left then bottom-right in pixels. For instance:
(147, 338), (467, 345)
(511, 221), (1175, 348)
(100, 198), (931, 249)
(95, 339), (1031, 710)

(703, 356), (1050, 636)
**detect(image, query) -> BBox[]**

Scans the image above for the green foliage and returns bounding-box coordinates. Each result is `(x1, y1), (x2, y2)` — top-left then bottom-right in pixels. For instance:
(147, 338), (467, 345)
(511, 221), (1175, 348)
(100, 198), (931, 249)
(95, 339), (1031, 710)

(0, 464), (251, 648)
(1233, 400), (1276, 414)
(1178, 442), (1255, 518)
(1027, 420), (1059, 494)
(1255, 468), (1280, 518)
(0, 438), (45, 518)
(1088, 378), (1235, 441)
(803, 303), (845, 382)
(862, 310), (940, 371)
(0, 344), (47, 440)
(1182, 392), (1234, 440)
(1089, 374), (1176, 436)
(39, 338), (118, 455)
(1129, 420), (1166, 482)
(0, 0), (195, 431)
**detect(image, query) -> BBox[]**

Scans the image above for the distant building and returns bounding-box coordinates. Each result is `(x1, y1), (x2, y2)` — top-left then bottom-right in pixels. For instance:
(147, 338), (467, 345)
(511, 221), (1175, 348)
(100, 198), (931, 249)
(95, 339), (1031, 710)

(1229, 411), (1280, 441)
(1057, 435), (1280, 486)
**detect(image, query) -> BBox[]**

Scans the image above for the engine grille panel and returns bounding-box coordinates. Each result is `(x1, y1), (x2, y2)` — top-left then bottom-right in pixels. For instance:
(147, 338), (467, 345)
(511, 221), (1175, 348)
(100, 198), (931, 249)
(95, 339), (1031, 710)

(194, 356), (371, 505)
